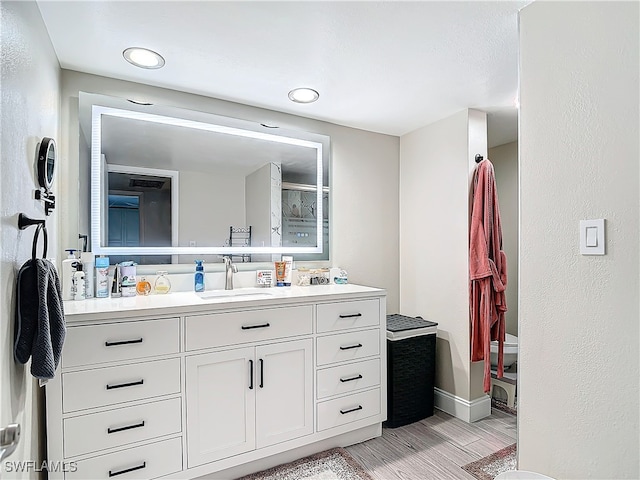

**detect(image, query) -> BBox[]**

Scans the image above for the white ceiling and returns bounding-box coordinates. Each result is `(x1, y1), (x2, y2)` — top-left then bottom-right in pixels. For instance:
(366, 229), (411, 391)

(37, 1), (528, 147)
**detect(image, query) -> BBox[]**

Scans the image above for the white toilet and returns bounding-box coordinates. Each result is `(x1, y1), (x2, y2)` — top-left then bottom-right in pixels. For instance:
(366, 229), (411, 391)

(491, 333), (518, 368)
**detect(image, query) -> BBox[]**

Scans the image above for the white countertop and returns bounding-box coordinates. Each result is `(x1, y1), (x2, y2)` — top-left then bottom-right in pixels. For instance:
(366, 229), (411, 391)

(63, 284), (386, 323)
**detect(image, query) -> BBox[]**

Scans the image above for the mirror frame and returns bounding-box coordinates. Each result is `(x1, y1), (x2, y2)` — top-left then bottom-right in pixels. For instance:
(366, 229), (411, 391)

(37, 137), (56, 190)
(90, 104), (328, 257)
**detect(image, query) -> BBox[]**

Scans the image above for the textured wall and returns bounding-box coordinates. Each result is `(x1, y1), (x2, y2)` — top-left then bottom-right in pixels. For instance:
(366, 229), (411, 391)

(0, 1), (60, 477)
(60, 71), (400, 312)
(489, 141), (518, 336)
(399, 109), (487, 401)
(519, 2), (639, 478)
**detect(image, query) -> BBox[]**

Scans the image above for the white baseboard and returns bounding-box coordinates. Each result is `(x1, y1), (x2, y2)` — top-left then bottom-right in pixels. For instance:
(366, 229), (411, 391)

(434, 387), (491, 423)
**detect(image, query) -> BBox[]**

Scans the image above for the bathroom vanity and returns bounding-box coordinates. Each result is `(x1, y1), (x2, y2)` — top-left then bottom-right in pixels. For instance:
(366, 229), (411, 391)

(46, 284), (387, 480)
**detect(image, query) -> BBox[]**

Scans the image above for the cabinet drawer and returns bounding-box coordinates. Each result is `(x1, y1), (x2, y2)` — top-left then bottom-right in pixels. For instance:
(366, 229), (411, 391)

(317, 299), (380, 333)
(316, 329), (380, 366)
(63, 318), (180, 368)
(65, 437), (182, 480)
(185, 305), (313, 351)
(317, 359), (381, 400)
(62, 358), (181, 413)
(64, 398), (182, 458)
(317, 388), (381, 431)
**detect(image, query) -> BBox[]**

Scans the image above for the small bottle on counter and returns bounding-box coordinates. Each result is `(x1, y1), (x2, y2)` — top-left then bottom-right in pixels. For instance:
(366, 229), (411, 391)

(95, 256), (110, 298)
(136, 277), (152, 296)
(72, 263), (86, 301)
(154, 271), (171, 294)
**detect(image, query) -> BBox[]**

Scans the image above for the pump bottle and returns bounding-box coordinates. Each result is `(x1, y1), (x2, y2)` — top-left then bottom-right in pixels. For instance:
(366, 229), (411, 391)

(194, 260), (205, 292)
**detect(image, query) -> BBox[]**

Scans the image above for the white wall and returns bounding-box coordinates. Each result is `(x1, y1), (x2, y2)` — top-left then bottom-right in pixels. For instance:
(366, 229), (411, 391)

(489, 141), (518, 336)
(0, 1), (60, 477)
(519, 2), (639, 478)
(60, 71), (400, 311)
(399, 109), (487, 402)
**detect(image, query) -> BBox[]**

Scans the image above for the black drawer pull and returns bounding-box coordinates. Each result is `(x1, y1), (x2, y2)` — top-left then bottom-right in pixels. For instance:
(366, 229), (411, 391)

(259, 358), (264, 388)
(249, 359), (254, 390)
(107, 421), (145, 434)
(339, 343), (363, 351)
(340, 405), (363, 415)
(241, 323), (270, 330)
(109, 462), (146, 477)
(339, 313), (362, 319)
(105, 338), (143, 347)
(340, 374), (363, 383)
(106, 379), (144, 390)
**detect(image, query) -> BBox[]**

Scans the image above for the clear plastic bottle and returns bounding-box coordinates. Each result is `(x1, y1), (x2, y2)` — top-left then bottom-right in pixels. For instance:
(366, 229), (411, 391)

(154, 271), (171, 294)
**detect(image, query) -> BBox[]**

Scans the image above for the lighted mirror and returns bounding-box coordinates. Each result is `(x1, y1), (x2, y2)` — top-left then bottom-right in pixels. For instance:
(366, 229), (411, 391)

(80, 93), (330, 264)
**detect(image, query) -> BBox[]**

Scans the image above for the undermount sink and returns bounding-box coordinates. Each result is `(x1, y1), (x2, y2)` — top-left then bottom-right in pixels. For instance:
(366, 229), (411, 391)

(196, 288), (275, 299)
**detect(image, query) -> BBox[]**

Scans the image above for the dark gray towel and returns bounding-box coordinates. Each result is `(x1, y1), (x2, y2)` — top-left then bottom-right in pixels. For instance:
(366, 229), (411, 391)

(14, 258), (65, 380)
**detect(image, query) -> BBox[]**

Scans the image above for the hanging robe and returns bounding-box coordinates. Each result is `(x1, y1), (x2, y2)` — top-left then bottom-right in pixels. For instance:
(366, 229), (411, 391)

(469, 159), (508, 393)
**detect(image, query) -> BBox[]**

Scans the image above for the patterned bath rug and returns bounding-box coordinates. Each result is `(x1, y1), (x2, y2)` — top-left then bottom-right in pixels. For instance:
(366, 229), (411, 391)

(236, 447), (373, 480)
(462, 444), (517, 480)
(491, 397), (517, 416)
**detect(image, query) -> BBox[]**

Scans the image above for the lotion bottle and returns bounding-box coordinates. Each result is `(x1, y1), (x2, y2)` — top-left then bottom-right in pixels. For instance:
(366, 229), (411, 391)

(194, 260), (205, 292)
(80, 251), (95, 298)
(61, 249), (78, 301)
(72, 263), (85, 301)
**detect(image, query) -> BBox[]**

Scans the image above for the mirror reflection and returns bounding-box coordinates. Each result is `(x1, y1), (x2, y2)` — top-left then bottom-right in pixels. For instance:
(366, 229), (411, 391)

(79, 93), (330, 264)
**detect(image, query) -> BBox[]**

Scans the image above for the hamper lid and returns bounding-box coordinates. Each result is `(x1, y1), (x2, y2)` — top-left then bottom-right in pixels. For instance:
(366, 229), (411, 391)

(386, 314), (438, 332)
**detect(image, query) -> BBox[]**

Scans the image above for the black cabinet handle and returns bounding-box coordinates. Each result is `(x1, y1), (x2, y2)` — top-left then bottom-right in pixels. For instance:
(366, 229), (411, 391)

(241, 323), (270, 330)
(249, 359), (254, 390)
(339, 313), (362, 319)
(339, 343), (362, 351)
(340, 374), (363, 383)
(105, 338), (143, 347)
(106, 379), (144, 390)
(259, 358), (264, 388)
(340, 405), (363, 415)
(107, 421), (145, 434)
(109, 462), (146, 477)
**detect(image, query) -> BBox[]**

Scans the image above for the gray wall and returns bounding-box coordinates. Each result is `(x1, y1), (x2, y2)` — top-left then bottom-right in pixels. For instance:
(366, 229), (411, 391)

(399, 109), (487, 403)
(0, 1), (61, 476)
(489, 141), (518, 337)
(519, 2), (639, 477)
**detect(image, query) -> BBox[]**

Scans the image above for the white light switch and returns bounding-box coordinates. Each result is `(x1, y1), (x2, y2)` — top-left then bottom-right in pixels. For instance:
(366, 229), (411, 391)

(580, 219), (605, 255)
(585, 227), (598, 247)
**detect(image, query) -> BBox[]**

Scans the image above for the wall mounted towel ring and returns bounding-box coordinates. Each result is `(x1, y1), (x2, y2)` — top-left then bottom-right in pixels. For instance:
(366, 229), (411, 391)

(18, 214), (48, 260)
(35, 137), (56, 216)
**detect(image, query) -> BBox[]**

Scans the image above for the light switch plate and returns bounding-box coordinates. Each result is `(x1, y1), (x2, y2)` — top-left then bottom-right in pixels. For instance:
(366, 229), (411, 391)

(580, 219), (605, 255)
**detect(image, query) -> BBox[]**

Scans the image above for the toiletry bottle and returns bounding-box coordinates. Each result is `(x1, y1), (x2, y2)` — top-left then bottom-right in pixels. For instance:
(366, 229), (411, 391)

(111, 263), (122, 298)
(282, 255), (293, 286)
(154, 271), (171, 294)
(72, 263), (86, 301)
(61, 249), (78, 301)
(136, 277), (151, 296)
(81, 251), (95, 298)
(194, 260), (205, 292)
(95, 256), (110, 298)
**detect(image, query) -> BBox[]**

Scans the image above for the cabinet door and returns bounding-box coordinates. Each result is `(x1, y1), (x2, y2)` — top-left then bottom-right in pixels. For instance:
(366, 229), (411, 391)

(186, 347), (256, 467)
(256, 339), (313, 448)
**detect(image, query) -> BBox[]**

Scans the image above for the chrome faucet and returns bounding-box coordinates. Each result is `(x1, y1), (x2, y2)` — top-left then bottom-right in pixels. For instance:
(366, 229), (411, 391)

(222, 256), (238, 290)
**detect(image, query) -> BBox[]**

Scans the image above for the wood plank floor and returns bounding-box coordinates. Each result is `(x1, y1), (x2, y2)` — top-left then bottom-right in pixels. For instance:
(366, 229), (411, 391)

(346, 409), (517, 480)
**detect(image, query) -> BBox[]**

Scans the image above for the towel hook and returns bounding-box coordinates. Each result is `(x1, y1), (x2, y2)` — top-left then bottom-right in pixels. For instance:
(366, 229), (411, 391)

(475, 154), (484, 163)
(18, 214), (48, 260)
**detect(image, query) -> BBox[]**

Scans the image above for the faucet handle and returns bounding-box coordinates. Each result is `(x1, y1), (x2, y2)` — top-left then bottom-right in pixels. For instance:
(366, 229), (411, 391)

(232, 264), (238, 273)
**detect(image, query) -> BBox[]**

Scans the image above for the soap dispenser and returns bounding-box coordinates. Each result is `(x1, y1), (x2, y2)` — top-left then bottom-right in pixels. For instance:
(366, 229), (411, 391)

(194, 260), (205, 292)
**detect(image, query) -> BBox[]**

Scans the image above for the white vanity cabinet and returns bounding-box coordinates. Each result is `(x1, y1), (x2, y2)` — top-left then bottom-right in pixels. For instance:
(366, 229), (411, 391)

(185, 338), (313, 467)
(48, 285), (386, 480)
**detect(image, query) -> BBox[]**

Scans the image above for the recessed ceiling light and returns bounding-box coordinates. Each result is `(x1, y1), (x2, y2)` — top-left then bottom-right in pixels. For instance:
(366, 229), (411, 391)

(123, 47), (165, 69)
(288, 88), (319, 104)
